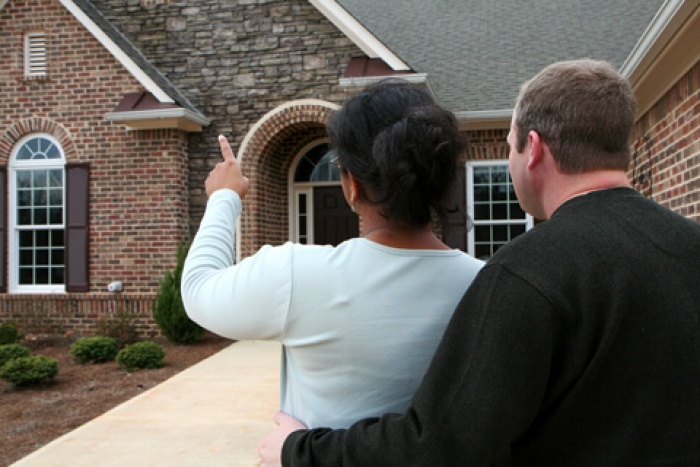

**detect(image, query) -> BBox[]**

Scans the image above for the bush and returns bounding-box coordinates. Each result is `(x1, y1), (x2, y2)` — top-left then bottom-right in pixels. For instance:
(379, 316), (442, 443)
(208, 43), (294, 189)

(0, 321), (24, 345)
(116, 341), (165, 372)
(0, 355), (58, 386)
(70, 336), (119, 364)
(0, 344), (31, 367)
(95, 312), (139, 347)
(153, 242), (204, 344)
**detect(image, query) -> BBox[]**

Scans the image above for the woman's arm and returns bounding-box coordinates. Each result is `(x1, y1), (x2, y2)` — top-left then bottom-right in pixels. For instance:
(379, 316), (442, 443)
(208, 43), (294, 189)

(181, 135), (292, 341)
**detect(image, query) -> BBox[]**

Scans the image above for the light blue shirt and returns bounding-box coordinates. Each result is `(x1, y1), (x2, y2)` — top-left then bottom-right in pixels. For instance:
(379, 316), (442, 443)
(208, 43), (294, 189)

(182, 189), (484, 428)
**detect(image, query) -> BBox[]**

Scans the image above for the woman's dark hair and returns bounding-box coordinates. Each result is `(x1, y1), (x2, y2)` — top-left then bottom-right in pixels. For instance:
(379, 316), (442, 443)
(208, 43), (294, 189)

(327, 80), (464, 227)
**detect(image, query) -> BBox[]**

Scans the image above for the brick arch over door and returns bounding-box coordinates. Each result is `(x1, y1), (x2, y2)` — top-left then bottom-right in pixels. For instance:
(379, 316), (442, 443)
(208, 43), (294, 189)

(237, 100), (340, 258)
(0, 118), (78, 163)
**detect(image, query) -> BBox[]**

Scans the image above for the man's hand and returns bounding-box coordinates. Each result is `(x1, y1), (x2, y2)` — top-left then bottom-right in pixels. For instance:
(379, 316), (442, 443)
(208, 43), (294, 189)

(205, 134), (250, 198)
(258, 411), (308, 467)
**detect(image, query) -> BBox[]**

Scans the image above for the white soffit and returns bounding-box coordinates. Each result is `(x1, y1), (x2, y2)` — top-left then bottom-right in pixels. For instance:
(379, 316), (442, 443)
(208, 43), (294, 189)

(309, 0), (410, 71)
(58, 0), (175, 104)
(339, 73), (429, 87)
(106, 108), (210, 125)
(620, 0), (692, 81)
(455, 109), (513, 131)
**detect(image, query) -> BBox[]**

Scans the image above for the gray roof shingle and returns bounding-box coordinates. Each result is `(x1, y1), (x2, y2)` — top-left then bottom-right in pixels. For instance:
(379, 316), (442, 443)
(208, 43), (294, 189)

(337, 0), (666, 112)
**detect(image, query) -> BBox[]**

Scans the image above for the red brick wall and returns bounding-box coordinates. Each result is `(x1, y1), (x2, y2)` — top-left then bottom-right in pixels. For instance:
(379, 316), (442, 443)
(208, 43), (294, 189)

(466, 129), (509, 162)
(631, 61), (700, 223)
(0, 293), (158, 338)
(0, 0), (190, 336)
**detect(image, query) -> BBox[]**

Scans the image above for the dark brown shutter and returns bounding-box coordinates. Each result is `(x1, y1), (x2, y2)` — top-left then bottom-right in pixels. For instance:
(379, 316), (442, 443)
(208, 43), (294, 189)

(65, 163), (89, 292)
(442, 165), (467, 252)
(0, 167), (6, 293)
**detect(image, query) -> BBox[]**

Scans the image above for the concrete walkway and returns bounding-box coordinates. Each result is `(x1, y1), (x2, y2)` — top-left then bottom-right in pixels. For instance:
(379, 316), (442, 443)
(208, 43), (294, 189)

(12, 340), (281, 467)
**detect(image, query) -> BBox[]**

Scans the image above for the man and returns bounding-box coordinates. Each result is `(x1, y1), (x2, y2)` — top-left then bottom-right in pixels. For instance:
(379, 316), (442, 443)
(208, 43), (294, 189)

(259, 59), (700, 466)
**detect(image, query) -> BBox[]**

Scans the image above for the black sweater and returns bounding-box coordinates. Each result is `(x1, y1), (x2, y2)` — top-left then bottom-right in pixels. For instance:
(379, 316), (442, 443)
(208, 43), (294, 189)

(284, 188), (700, 466)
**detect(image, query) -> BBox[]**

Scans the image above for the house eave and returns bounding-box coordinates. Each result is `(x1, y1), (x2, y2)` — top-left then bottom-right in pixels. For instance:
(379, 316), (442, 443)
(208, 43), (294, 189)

(455, 110), (513, 131)
(620, 0), (700, 118)
(106, 108), (211, 132)
(339, 72), (429, 87)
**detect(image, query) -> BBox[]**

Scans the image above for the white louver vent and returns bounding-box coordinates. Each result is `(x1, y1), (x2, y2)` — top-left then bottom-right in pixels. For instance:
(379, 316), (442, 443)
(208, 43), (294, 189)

(25, 32), (47, 77)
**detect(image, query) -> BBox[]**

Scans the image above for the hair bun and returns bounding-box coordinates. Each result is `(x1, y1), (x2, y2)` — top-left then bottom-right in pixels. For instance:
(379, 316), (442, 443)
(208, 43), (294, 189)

(327, 80), (463, 226)
(371, 106), (462, 225)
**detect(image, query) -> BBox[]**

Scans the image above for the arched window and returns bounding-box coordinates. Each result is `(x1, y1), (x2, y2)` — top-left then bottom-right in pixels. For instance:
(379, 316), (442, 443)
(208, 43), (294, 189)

(9, 135), (66, 292)
(294, 143), (340, 183)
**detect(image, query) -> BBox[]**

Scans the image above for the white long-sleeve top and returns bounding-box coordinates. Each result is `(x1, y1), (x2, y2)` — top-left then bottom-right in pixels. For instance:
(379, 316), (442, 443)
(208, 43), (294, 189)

(181, 189), (484, 428)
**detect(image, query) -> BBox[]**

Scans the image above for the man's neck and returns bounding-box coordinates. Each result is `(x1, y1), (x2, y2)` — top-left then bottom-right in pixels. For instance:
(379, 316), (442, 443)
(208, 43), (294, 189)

(543, 170), (631, 219)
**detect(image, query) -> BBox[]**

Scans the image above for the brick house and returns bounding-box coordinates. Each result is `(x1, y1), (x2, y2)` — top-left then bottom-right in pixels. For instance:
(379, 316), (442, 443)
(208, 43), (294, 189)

(0, 0), (697, 336)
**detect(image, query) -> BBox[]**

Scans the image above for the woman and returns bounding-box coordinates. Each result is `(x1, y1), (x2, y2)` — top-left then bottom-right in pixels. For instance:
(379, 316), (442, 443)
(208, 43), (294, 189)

(181, 81), (483, 429)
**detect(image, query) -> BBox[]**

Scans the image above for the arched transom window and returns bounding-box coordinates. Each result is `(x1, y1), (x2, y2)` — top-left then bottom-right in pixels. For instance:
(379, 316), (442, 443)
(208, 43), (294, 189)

(294, 143), (340, 183)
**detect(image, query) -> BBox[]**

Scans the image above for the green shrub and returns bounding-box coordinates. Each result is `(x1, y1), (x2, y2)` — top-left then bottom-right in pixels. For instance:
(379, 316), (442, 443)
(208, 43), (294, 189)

(153, 242), (204, 344)
(0, 344), (31, 367)
(0, 321), (24, 345)
(96, 312), (139, 347)
(0, 355), (58, 386)
(70, 336), (119, 364)
(116, 341), (165, 372)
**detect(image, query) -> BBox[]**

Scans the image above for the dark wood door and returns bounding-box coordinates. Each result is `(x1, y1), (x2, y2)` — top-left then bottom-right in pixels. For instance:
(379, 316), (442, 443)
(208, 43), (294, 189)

(313, 186), (358, 246)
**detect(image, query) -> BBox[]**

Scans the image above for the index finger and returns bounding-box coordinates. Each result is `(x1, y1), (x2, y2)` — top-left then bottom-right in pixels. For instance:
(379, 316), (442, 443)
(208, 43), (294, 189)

(218, 134), (236, 163)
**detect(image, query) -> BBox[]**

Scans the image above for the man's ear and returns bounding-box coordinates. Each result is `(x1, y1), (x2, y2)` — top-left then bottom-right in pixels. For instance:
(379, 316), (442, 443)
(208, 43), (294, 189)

(527, 130), (546, 169)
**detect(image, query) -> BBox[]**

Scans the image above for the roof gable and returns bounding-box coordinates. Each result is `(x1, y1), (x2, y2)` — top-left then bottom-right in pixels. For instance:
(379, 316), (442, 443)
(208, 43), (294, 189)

(309, 0), (409, 71)
(59, 0), (208, 126)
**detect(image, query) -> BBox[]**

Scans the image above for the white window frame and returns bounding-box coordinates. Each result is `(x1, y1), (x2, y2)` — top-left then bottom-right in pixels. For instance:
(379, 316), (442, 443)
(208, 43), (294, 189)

(294, 188), (314, 245)
(466, 160), (534, 259)
(24, 32), (47, 77)
(9, 134), (66, 294)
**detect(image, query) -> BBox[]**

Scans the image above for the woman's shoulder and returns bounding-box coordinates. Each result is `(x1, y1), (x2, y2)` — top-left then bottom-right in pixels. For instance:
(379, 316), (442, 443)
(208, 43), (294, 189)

(268, 239), (484, 274)
(456, 251), (486, 269)
(269, 238), (365, 264)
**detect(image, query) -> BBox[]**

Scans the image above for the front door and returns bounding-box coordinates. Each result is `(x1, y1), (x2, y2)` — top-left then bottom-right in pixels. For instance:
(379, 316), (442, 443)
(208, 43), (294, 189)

(313, 186), (358, 246)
